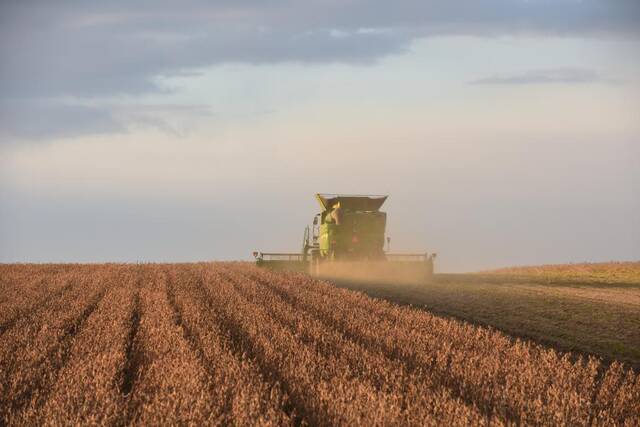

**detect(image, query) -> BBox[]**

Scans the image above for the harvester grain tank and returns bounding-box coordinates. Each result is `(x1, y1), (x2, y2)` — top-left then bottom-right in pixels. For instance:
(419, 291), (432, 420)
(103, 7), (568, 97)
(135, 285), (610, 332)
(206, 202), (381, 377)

(254, 194), (436, 284)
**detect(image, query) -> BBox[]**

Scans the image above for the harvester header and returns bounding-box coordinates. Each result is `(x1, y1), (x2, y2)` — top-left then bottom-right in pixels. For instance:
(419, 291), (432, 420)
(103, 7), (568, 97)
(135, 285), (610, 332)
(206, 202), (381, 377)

(254, 193), (436, 284)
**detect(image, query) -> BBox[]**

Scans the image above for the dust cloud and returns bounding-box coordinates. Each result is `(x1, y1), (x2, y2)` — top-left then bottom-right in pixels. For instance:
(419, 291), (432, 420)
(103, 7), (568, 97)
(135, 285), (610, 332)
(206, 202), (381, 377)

(312, 261), (433, 286)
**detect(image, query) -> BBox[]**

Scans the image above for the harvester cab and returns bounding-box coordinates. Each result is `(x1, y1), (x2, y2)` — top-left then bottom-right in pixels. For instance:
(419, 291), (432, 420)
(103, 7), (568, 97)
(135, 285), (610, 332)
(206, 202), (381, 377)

(309, 194), (387, 261)
(254, 194), (436, 284)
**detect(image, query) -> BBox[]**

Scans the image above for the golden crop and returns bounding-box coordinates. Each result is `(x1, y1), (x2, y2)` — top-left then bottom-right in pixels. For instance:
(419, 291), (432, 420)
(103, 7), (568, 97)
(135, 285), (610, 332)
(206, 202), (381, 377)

(482, 261), (640, 284)
(0, 263), (638, 426)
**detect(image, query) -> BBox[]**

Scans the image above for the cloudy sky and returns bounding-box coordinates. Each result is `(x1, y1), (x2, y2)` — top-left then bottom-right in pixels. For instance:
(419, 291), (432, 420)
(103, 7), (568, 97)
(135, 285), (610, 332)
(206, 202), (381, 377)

(1, 0), (639, 271)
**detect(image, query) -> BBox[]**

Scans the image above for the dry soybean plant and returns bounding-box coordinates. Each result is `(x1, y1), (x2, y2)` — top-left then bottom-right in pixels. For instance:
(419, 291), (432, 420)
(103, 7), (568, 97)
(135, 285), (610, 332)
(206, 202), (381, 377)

(0, 263), (638, 426)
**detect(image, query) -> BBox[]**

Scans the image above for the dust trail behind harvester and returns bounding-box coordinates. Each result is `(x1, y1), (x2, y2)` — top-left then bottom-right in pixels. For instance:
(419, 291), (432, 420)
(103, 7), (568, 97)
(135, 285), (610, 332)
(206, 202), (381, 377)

(313, 261), (433, 286)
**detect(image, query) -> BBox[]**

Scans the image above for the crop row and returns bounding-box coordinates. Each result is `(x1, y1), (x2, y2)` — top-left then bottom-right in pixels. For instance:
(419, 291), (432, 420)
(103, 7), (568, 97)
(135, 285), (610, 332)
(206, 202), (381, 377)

(1, 263), (638, 425)
(236, 264), (639, 425)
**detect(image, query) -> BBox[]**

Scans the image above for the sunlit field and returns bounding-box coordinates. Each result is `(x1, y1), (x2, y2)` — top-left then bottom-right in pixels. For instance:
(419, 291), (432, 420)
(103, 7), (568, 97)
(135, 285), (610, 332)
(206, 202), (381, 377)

(1, 262), (638, 425)
(482, 262), (640, 284)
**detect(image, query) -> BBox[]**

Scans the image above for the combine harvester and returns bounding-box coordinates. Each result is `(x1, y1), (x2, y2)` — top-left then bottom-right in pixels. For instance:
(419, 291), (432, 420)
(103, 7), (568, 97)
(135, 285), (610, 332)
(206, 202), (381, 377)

(254, 194), (436, 284)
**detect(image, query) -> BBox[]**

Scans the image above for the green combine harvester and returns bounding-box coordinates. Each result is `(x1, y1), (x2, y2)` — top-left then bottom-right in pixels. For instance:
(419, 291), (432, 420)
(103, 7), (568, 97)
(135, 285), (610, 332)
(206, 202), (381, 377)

(254, 194), (436, 284)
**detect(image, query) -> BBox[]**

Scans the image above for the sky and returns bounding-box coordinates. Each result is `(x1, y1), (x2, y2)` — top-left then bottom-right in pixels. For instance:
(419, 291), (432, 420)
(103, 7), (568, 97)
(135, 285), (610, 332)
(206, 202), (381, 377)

(1, 0), (639, 271)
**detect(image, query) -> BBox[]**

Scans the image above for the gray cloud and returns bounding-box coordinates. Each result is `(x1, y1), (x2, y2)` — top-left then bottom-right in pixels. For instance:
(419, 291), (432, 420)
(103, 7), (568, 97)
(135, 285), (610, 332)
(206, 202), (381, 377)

(2, 1), (638, 99)
(0, 101), (212, 143)
(469, 67), (618, 85)
(0, 0), (638, 139)
(0, 101), (124, 141)
(112, 104), (214, 136)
